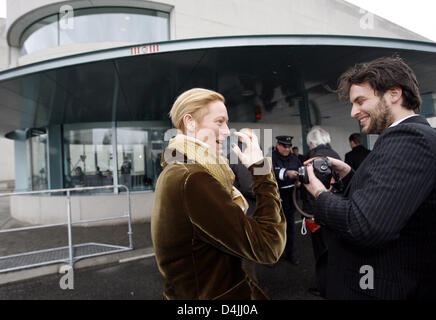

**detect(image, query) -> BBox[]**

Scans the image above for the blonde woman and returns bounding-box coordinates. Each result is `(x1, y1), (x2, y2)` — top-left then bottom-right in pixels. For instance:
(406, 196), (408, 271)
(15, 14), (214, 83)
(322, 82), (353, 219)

(151, 88), (286, 300)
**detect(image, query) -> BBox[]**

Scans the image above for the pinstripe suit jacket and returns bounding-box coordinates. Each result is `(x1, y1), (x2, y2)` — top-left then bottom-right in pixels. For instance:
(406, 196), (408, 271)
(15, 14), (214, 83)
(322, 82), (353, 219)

(312, 115), (436, 299)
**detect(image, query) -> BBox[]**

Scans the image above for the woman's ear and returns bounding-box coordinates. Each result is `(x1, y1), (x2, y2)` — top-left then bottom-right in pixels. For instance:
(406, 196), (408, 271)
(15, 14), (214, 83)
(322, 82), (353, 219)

(183, 114), (196, 133)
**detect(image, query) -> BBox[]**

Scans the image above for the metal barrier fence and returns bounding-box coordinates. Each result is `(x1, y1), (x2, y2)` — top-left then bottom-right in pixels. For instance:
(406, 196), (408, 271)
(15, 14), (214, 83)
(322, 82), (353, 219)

(0, 185), (133, 273)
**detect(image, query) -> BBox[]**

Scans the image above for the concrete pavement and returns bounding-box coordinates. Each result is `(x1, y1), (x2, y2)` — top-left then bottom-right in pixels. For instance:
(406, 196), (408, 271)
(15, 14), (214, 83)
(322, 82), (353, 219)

(0, 197), (12, 229)
(0, 228), (322, 300)
(0, 194), (322, 300)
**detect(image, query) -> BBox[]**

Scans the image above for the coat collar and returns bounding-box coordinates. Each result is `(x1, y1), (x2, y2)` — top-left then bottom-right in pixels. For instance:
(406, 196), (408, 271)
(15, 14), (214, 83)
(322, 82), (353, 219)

(397, 114), (430, 126)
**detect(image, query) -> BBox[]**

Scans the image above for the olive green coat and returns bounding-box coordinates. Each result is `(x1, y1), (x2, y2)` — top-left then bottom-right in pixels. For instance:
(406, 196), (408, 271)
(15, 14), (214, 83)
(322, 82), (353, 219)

(151, 159), (286, 300)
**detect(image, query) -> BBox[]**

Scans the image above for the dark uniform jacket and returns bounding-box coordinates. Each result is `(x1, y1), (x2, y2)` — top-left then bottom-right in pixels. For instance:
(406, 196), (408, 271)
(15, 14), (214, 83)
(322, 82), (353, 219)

(272, 149), (301, 190)
(345, 145), (371, 171)
(151, 156), (286, 300)
(311, 115), (436, 299)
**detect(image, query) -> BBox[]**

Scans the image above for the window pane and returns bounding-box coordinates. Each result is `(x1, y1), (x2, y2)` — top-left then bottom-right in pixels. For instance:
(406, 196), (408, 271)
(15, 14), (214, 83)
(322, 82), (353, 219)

(21, 8), (169, 56)
(117, 128), (148, 191)
(63, 124), (114, 190)
(60, 11), (169, 45)
(21, 15), (59, 56)
(116, 124), (168, 191)
(29, 133), (48, 190)
(62, 122), (168, 192)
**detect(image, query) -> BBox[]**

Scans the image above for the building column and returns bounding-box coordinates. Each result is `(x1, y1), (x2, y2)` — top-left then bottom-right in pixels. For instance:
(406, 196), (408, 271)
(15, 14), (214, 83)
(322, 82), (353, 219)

(297, 84), (314, 156)
(14, 137), (30, 191)
(47, 124), (64, 190)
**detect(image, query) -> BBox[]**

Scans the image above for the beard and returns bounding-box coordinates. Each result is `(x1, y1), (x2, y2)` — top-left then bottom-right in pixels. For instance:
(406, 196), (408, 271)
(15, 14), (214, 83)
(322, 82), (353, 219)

(363, 98), (394, 134)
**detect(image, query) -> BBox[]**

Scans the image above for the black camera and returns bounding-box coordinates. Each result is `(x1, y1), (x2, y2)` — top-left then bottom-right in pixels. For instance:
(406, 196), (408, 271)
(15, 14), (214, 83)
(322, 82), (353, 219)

(298, 157), (332, 189)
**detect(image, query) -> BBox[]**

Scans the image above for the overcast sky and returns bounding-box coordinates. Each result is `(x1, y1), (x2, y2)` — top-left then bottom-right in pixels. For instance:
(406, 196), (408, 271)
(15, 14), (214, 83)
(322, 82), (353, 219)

(0, 0), (435, 41)
(0, 0), (4, 18)
(346, 0), (436, 41)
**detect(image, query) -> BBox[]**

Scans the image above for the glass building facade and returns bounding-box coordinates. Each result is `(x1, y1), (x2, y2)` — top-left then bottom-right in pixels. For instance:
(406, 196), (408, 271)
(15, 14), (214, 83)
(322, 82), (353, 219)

(5, 12), (436, 195)
(19, 122), (171, 193)
(20, 7), (170, 56)
(10, 6), (172, 193)
(62, 122), (168, 192)
(9, 38), (436, 194)
(27, 129), (49, 191)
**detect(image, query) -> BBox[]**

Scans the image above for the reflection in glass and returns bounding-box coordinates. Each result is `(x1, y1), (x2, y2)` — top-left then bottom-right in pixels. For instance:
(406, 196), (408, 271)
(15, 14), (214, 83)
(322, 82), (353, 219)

(62, 123), (169, 192)
(21, 15), (58, 56)
(63, 125), (114, 190)
(60, 9), (169, 46)
(21, 7), (170, 56)
(28, 131), (48, 191)
(116, 126), (166, 192)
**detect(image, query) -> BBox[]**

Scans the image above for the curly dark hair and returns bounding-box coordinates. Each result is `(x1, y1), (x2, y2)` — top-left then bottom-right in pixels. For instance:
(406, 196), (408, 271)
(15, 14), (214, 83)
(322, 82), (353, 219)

(336, 56), (422, 113)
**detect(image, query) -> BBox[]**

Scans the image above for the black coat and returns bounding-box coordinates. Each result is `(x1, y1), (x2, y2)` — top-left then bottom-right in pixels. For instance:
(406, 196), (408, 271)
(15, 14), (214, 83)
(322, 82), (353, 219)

(230, 162), (256, 217)
(306, 143), (341, 161)
(345, 145), (371, 171)
(302, 143), (341, 298)
(311, 115), (436, 299)
(272, 149), (301, 190)
(302, 143), (342, 212)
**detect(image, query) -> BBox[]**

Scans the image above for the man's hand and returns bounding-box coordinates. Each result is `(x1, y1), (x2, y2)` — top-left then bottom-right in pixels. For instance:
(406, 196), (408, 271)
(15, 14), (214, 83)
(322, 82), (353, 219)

(304, 156), (351, 179)
(286, 170), (298, 179)
(303, 163), (328, 198)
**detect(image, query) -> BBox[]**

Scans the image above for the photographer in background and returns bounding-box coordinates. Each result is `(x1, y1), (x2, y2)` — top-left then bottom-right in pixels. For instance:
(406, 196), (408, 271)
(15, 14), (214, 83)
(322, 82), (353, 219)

(306, 127), (341, 161)
(303, 126), (341, 298)
(303, 56), (436, 299)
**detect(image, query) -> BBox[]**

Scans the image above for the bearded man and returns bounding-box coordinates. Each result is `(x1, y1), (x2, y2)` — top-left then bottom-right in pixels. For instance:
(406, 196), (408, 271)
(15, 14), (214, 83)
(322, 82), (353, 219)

(303, 56), (436, 300)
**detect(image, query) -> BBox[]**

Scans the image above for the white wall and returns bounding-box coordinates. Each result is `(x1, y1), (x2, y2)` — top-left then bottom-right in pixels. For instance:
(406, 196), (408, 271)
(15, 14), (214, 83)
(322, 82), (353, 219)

(6, 0), (430, 66)
(0, 137), (14, 181)
(427, 117), (436, 128)
(11, 191), (154, 225)
(0, 19), (14, 185)
(0, 18), (8, 70)
(170, 0), (429, 41)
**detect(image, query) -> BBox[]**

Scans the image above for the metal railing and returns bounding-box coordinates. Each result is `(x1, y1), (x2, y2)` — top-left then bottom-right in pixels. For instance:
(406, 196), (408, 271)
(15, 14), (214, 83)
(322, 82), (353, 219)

(0, 185), (133, 273)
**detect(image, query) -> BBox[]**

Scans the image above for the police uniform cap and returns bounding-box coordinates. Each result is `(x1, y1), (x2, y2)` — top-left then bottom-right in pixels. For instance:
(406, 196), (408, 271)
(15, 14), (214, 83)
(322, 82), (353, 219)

(276, 135), (293, 146)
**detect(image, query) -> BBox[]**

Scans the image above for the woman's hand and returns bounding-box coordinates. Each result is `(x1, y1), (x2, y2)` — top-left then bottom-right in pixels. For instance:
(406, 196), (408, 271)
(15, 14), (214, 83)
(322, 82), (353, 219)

(232, 129), (264, 168)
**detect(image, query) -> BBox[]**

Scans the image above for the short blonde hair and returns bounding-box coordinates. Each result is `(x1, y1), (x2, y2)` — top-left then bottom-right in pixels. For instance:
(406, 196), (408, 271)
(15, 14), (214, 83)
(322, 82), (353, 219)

(169, 88), (225, 132)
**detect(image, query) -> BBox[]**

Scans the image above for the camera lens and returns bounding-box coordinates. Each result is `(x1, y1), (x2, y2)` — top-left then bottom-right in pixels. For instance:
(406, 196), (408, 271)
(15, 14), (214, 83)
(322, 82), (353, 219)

(298, 166), (308, 184)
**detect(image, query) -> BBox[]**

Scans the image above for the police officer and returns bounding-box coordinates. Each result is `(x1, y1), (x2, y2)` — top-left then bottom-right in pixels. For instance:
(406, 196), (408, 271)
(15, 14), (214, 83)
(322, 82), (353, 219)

(272, 135), (302, 265)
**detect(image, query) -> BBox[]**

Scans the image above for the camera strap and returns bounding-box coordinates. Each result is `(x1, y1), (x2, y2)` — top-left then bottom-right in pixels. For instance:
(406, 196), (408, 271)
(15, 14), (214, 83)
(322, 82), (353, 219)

(292, 186), (314, 219)
(301, 218), (307, 235)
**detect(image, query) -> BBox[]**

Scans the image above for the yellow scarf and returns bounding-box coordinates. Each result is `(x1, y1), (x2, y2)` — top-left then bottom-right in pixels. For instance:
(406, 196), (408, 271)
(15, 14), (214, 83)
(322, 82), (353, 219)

(164, 134), (249, 214)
